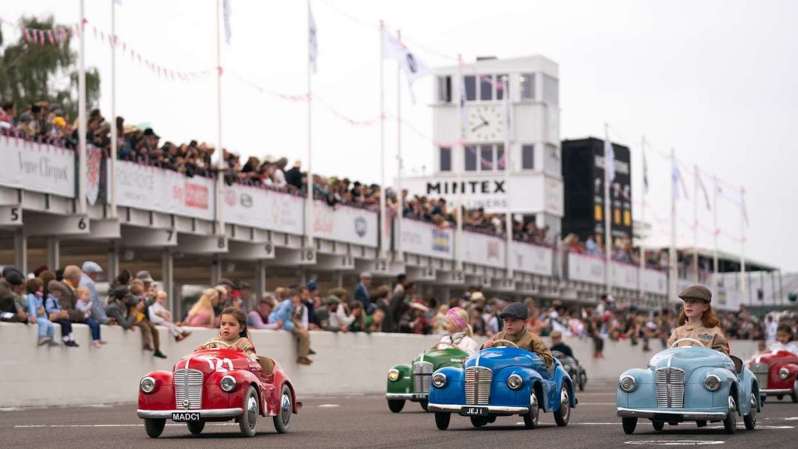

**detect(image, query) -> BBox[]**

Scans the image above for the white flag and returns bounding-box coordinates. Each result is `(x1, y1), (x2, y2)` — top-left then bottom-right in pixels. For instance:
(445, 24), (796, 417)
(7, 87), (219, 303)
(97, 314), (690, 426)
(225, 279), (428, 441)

(642, 147), (649, 194)
(603, 137), (615, 182)
(741, 189), (749, 226)
(695, 167), (711, 210)
(223, 0), (232, 45)
(382, 30), (430, 99)
(308, 3), (318, 73)
(672, 164), (689, 200)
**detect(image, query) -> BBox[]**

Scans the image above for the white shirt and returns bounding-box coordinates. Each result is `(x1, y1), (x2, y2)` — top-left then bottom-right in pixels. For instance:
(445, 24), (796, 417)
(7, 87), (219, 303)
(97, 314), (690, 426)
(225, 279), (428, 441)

(148, 301), (170, 325)
(439, 332), (479, 356)
(766, 321), (779, 343)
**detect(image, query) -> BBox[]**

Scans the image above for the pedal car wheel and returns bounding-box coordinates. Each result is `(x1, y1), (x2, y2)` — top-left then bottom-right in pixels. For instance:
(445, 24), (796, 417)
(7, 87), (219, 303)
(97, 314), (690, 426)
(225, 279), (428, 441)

(723, 393), (737, 434)
(696, 420), (707, 428)
(743, 392), (757, 430)
(470, 416), (489, 428)
(187, 420), (205, 435)
(273, 384), (293, 434)
(652, 420), (664, 431)
(239, 386), (259, 437)
(434, 412), (451, 430)
(523, 391), (540, 429)
(553, 384), (571, 427)
(419, 399), (429, 412)
(387, 399), (405, 413)
(622, 417), (637, 434)
(144, 418), (166, 438)
(792, 380), (798, 403)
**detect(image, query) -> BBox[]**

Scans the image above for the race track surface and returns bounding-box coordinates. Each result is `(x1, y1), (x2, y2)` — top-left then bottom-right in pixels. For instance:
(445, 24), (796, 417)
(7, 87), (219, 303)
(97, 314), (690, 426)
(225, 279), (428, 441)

(3, 382), (798, 449)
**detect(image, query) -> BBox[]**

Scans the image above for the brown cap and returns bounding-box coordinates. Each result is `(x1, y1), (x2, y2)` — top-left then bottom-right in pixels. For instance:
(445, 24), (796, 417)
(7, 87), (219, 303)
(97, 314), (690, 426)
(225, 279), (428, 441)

(678, 285), (712, 303)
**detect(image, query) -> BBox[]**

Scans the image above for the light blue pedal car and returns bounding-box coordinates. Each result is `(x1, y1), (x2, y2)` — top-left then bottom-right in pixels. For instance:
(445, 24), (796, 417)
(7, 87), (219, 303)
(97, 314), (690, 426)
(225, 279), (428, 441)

(616, 337), (761, 434)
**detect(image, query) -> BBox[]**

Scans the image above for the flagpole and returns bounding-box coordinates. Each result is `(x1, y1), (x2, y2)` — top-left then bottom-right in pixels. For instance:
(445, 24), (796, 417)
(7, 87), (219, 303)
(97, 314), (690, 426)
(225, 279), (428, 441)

(693, 165), (699, 283)
(214, 0), (225, 236)
(638, 136), (646, 299)
(378, 20), (387, 261)
(712, 176), (719, 290)
(669, 148), (677, 302)
(740, 186), (748, 305)
(109, 0), (118, 219)
(603, 124), (612, 296)
(395, 29), (403, 257)
(77, 0), (87, 215)
(456, 54), (465, 272)
(503, 75), (513, 279)
(306, 0), (315, 248)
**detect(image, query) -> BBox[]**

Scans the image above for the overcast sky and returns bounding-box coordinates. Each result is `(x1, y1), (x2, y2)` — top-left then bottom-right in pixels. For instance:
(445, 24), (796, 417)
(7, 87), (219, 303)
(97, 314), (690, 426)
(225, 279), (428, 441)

(5, 0), (797, 271)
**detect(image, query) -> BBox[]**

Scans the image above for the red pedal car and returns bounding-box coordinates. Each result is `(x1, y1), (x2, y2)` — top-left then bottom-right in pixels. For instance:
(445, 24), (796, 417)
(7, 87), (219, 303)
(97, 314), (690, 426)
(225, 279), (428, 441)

(137, 346), (300, 437)
(749, 348), (798, 402)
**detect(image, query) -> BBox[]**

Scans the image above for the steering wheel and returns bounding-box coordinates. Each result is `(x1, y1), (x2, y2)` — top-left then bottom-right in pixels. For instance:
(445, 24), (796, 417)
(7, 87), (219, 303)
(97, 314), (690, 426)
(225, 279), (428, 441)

(670, 337), (706, 348)
(199, 339), (235, 350)
(434, 341), (456, 350)
(490, 339), (519, 348)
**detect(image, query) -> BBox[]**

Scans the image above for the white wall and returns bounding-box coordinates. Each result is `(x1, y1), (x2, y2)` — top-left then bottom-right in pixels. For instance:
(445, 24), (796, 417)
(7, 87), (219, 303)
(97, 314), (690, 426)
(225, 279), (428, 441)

(0, 323), (759, 407)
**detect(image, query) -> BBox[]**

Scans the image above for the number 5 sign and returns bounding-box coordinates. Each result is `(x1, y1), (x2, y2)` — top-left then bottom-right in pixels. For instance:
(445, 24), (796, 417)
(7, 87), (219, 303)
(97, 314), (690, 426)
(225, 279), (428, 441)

(0, 206), (23, 226)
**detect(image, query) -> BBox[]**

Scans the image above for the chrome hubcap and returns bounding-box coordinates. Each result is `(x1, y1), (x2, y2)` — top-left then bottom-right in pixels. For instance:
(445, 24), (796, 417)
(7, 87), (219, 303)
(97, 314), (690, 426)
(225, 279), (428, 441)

(728, 395), (736, 413)
(530, 392), (539, 423)
(246, 395), (257, 428)
(749, 394), (757, 423)
(280, 393), (291, 425)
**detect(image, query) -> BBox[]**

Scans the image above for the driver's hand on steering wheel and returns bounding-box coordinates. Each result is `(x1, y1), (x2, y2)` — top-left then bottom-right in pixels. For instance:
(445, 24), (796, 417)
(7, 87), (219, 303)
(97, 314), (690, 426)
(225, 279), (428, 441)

(482, 339), (494, 348)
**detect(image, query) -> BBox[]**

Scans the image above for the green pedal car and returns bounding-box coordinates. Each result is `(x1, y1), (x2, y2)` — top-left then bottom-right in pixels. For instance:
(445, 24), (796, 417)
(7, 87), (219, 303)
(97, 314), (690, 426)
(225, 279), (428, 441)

(386, 342), (469, 413)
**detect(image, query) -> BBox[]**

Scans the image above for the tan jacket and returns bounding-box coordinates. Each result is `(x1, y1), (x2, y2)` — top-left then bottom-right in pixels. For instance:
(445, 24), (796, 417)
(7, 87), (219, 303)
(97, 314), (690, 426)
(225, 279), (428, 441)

(667, 323), (730, 355)
(485, 329), (554, 368)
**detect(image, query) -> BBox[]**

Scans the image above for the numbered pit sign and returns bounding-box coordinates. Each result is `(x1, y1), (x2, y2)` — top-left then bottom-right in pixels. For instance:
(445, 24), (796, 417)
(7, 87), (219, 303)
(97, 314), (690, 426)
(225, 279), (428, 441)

(0, 206), (23, 226)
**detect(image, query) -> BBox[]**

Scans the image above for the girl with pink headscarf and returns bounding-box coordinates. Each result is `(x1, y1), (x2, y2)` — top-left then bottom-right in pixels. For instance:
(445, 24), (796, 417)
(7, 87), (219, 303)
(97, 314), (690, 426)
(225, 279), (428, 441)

(438, 307), (479, 356)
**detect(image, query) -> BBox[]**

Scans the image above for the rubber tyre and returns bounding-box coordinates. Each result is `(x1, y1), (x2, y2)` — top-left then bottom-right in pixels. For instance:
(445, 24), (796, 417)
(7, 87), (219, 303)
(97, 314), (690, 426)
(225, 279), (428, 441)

(553, 384), (571, 427)
(622, 417), (637, 435)
(435, 412), (451, 430)
(239, 386), (259, 437)
(791, 380), (798, 403)
(743, 392), (757, 430)
(723, 394), (737, 435)
(273, 384), (293, 434)
(144, 418), (165, 438)
(187, 420), (205, 435)
(470, 416), (489, 428)
(387, 399), (405, 413)
(652, 420), (664, 431)
(419, 398), (429, 412)
(523, 390), (540, 429)
(696, 420), (707, 428)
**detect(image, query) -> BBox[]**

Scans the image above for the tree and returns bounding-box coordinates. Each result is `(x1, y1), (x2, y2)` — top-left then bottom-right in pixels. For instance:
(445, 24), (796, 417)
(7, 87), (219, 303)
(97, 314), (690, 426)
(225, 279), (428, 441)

(0, 16), (100, 120)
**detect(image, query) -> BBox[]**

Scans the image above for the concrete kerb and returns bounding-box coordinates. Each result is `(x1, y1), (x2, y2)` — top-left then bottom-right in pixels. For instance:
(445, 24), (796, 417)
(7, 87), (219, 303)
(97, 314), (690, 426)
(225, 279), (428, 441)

(0, 323), (759, 408)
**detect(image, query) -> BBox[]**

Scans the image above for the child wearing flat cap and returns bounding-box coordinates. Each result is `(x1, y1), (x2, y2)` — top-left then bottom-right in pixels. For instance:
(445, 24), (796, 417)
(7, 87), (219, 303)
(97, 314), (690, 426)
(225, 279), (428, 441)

(482, 302), (554, 369)
(666, 285), (730, 355)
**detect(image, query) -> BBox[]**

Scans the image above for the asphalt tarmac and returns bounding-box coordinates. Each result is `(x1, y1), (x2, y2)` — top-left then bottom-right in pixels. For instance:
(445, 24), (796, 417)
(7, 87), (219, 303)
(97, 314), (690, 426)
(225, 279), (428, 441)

(3, 382), (798, 449)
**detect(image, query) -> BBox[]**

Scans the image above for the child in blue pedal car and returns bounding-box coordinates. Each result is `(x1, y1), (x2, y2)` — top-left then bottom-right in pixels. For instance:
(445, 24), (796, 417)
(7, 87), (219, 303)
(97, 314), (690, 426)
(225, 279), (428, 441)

(667, 285), (730, 355)
(482, 302), (553, 369)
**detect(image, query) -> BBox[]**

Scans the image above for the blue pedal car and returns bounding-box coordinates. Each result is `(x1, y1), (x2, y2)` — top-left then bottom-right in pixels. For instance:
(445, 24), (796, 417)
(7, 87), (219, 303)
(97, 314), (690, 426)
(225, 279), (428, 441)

(616, 337), (761, 434)
(428, 339), (576, 430)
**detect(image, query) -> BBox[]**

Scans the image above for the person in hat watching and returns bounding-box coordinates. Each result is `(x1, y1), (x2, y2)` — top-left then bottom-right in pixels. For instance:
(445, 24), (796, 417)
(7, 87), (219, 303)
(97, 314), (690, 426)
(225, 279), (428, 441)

(482, 302), (554, 369)
(667, 285), (730, 355)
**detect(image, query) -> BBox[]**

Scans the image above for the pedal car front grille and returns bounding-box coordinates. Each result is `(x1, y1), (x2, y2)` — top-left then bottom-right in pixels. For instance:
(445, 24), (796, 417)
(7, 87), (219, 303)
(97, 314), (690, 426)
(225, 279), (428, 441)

(655, 367), (685, 408)
(750, 363), (769, 388)
(465, 366), (492, 405)
(174, 368), (203, 410)
(413, 361), (434, 394)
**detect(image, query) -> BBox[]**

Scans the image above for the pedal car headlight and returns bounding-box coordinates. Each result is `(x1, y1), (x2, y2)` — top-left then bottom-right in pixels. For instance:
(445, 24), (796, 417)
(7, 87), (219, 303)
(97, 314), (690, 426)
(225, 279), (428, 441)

(432, 372), (447, 388)
(507, 374), (523, 390)
(140, 376), (156, 394)
(704, 374), (721, 391)
(387, 369), (400, 382)
(619, 375), (636, 392)
(220, 375), (237, 392)
(779, 367), (790, 380)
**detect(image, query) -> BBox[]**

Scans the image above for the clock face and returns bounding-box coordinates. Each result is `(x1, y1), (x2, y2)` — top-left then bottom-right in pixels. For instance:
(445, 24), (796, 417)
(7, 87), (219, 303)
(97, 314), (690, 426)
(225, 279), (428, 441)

(466, 105), (505, 142)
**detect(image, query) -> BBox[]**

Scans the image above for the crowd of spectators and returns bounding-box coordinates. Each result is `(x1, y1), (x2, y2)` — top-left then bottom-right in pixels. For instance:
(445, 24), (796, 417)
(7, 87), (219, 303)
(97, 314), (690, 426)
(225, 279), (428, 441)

(0, 100), (555, 245)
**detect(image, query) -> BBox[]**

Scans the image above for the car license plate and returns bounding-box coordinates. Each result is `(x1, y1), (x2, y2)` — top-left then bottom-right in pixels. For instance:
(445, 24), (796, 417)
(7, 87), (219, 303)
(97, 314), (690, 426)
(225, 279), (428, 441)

(461, 407), (488, 416)
(171, 412), (200, 422)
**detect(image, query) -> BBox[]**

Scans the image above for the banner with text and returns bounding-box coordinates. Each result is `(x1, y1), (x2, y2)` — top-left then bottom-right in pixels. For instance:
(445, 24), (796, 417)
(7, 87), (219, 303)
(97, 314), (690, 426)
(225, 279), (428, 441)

(462, 232), (505, 268)
(0, 137), (75, 198)
(611, 262), (639, 290)
(222, 185), (304, 235)
(511, 242), (554, 276)
(313, 203), (378, 247)
(115, 161), (214, 220)
(399, 219), (454, 259)
(567, 252), (606, 285)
